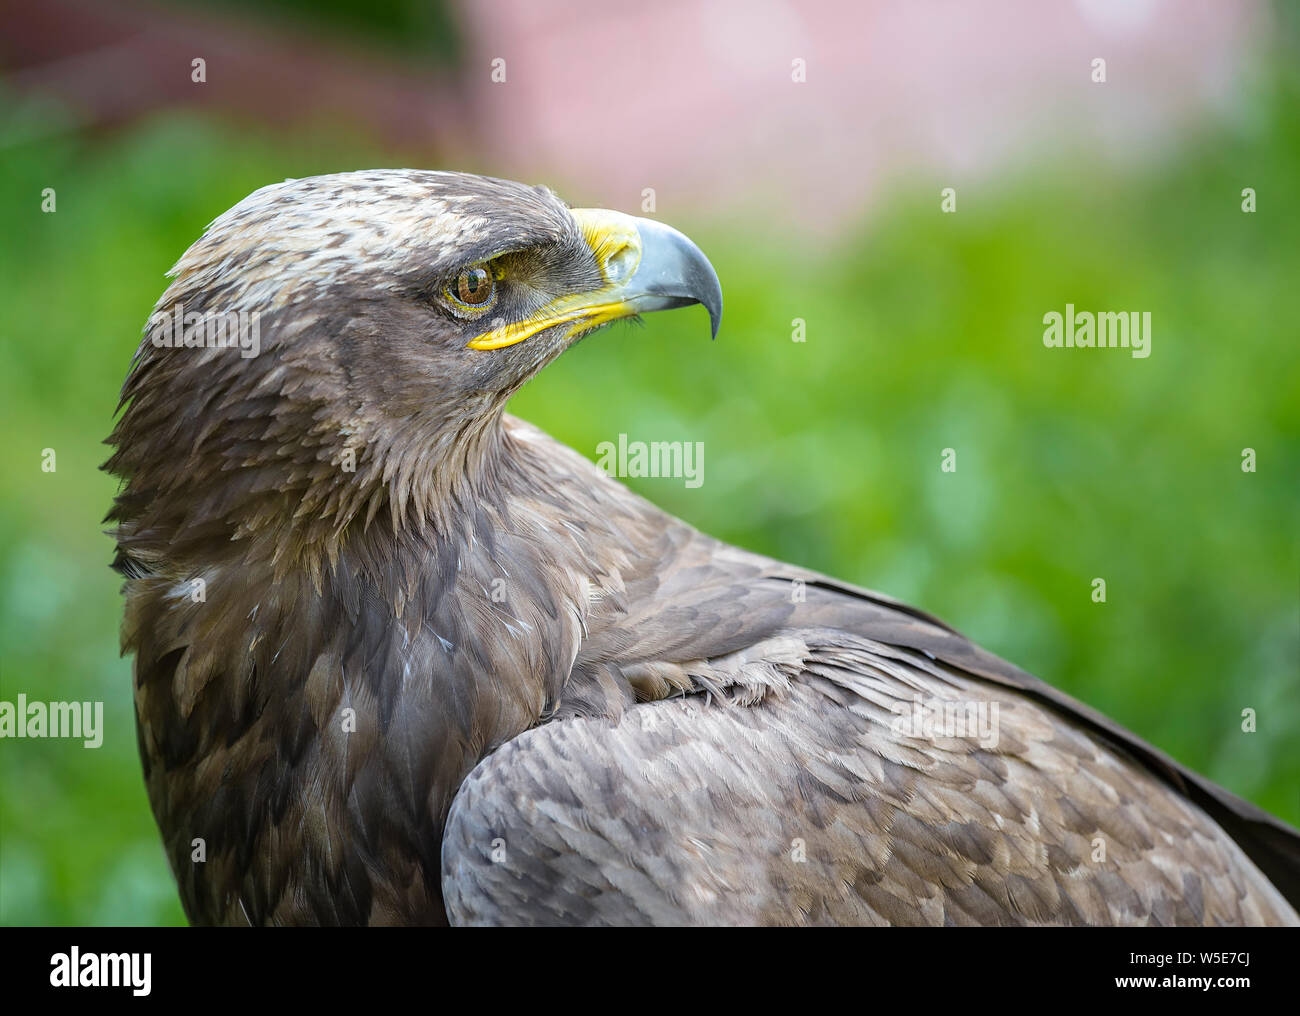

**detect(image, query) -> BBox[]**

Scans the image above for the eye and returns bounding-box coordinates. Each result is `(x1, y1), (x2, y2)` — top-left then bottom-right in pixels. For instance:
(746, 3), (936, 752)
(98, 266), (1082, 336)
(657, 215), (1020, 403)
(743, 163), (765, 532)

(447, 265), (496, 311)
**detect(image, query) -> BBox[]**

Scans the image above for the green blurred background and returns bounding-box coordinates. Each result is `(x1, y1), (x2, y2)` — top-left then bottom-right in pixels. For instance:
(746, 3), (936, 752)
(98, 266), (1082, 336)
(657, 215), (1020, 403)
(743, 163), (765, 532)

(1, 1), (1297, 925)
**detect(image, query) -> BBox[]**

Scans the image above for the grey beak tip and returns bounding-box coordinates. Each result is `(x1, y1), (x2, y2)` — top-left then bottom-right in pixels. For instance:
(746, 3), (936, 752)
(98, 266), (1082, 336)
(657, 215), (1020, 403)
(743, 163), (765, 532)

(630, 216), (723, 342)
(698, 268), (723, 341)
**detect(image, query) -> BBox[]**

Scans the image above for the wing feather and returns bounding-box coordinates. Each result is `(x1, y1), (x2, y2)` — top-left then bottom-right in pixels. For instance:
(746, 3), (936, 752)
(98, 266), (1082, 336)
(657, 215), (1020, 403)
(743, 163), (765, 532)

(440, 482), (1300, 925)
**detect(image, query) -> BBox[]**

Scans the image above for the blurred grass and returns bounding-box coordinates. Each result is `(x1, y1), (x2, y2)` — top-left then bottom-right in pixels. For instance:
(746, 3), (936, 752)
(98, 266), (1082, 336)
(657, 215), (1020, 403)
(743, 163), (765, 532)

(1, 65), (1297, 924)
(177, 0), (464, 64)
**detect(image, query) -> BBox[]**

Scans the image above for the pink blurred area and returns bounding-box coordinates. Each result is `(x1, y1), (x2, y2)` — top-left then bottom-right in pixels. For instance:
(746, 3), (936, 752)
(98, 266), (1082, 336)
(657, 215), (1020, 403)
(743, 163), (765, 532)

(458, 0), (1266, 223)
(1, 0), (1270, 230)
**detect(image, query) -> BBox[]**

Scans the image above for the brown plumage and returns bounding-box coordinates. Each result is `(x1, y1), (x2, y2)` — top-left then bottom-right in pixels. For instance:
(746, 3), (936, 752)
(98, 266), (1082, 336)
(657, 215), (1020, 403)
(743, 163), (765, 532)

(105, 169), (1300, 926)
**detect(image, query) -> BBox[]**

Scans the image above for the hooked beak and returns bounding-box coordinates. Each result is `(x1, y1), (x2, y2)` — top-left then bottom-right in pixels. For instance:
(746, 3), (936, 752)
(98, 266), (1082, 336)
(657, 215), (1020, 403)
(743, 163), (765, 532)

(465, 209), (722, 350)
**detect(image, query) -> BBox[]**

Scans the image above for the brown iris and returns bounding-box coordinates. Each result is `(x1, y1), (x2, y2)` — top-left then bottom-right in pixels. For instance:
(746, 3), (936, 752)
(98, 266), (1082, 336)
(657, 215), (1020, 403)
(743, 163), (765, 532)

(453, 266), (494, 307)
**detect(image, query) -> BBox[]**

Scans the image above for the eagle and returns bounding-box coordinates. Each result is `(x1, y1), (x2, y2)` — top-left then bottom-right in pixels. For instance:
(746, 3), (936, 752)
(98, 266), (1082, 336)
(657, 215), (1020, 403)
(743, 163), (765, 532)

(105, 169), (1300, 926)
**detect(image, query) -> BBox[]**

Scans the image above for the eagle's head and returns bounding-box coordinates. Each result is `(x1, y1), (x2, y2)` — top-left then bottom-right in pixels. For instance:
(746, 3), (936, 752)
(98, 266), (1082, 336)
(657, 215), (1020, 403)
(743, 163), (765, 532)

(105, 170), (721, 573)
